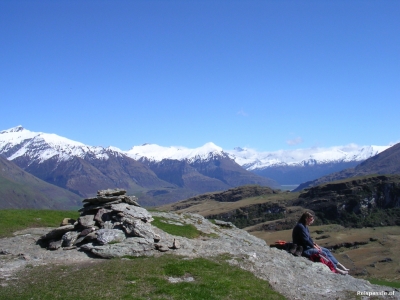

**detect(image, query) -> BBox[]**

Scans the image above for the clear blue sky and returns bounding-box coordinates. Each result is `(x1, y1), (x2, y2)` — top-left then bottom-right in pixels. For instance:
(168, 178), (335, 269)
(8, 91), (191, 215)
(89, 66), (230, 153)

(1, 0), (399, 151)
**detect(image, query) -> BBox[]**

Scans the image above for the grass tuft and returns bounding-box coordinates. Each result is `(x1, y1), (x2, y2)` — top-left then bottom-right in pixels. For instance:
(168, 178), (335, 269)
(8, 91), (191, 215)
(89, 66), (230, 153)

(151, 216), (203, 239)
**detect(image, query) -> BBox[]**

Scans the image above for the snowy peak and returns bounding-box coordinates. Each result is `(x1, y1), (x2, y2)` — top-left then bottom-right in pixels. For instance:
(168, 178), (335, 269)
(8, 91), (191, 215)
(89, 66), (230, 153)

(0, 126), (116, 163)
(0, 125), (25, 133)
(227, 144), (391, 170)
(0, 126), (393, 170)
(125, 142), (225, 162)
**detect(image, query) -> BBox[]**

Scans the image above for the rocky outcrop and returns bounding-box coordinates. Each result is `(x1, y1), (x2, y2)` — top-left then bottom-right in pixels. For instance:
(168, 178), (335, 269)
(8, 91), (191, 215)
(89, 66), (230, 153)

(294, 175), (400, 227)
(1, 188), (398, 299)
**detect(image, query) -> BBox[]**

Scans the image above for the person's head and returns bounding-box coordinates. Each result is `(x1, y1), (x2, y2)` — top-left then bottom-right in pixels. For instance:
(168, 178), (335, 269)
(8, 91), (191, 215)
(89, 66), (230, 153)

(298, 211), (314, 226)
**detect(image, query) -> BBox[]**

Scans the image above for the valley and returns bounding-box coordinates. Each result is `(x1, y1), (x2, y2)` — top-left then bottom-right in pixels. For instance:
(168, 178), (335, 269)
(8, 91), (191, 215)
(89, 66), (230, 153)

(158, 177), (400, 283)
(1, 125), (400, 284)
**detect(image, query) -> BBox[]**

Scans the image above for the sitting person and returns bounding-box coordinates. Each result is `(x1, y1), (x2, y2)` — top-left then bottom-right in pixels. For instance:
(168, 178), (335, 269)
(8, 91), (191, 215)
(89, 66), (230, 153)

(292, 211), (349, 275)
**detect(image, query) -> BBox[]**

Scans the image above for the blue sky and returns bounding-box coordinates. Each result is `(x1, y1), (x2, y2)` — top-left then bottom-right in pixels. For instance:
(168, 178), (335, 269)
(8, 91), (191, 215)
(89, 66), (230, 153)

(1, 0), (399, 151)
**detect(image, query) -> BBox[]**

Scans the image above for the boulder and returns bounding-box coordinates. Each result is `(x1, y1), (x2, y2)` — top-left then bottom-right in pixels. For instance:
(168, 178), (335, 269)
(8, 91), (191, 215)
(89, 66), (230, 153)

(96, 229), (126, 245)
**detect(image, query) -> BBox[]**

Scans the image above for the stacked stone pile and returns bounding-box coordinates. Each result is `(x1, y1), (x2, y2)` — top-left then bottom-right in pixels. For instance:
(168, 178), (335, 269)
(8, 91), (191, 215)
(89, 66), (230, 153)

(38, 189), (178, 258)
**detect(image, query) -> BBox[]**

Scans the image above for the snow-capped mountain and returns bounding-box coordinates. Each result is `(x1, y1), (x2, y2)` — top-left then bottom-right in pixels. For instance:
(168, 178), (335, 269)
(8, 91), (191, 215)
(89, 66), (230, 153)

(124, 139), (390, 170)
(0, 126), (276, 205)
(126, 142), (226, 163)
(1, 126), (389, 172)
(0, 125), (122, 164)
(1, 125), (396, 194)
(227, 144), (390, 170)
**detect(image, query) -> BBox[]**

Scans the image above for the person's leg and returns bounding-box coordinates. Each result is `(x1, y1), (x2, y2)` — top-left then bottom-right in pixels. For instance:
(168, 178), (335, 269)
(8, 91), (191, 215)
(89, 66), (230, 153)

(337, 263), (350, 271)
(320, 247), (349, 274)
(320, 247), (338, 266)
(303, 248), (319, 258)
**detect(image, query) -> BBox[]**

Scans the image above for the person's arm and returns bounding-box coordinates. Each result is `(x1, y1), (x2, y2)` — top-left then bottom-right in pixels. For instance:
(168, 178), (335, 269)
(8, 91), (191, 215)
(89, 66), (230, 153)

(305, 227), (320, 250)
(297, 224), (314, 249)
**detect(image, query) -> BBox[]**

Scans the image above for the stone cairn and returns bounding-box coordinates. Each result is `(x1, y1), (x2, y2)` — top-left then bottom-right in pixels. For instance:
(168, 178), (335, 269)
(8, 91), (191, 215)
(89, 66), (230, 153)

(38, 188), (178, 257)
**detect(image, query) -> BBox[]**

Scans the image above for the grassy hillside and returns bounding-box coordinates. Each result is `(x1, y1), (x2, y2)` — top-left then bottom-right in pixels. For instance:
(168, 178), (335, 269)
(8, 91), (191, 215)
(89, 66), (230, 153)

(0, 156), (82, 210)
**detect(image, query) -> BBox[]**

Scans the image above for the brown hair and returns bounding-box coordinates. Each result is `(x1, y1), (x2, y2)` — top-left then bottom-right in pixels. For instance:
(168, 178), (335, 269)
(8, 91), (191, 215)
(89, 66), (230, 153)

(298, 211), (314, 225)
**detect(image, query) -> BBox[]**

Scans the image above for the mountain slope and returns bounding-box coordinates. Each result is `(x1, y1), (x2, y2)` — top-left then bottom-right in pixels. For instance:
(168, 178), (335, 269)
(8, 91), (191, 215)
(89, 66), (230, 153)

(0, 155), (82, 209)
(126, 142), (391, 185)
(294, 142), (400, 191)
(0, 126), (278, 206)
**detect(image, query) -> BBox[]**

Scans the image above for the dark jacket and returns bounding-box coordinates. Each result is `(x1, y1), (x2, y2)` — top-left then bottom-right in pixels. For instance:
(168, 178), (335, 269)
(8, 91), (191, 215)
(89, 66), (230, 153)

(292, 222), (314, 250)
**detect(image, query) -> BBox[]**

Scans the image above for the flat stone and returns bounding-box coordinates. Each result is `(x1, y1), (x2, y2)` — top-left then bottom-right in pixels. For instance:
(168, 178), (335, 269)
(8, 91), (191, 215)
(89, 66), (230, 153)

(111, 204), (153, 222)
(40, 225), (75, 241)
(97, 188), (126, 197)
(81, 238), (154, 258)
(78, 215), (96, 228)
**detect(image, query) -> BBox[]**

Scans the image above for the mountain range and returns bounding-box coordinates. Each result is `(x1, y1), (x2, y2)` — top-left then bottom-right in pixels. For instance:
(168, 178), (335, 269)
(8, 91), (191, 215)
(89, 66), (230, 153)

(125, 141), (390, 185)
(0, 125), (395, 207)
(0, 126), (275, 207)
(294, 142), (400, 191)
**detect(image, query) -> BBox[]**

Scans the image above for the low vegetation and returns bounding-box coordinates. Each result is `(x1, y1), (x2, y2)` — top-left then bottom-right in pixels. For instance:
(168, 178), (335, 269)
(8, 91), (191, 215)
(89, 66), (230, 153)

(152, 216), (217, 239)
(367, 278), (400, 289)
(0, 209), (79, 238)
(0, 255), (284, 300)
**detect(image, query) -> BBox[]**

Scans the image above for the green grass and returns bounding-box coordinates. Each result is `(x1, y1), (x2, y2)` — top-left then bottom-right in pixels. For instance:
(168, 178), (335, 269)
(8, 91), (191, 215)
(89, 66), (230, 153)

(0, 209), (79, 238)
(0, 255), (285, 300)
(152, 216), (204, 239)
(367, 278), (400, 289)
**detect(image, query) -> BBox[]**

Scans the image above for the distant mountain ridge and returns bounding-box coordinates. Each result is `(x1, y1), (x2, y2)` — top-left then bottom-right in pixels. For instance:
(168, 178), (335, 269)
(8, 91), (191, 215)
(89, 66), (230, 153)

(124, 141), (391, 185)
(126, 141), (389, 168)
(294, 142), (400, 191)
(0, 126), (277, 206)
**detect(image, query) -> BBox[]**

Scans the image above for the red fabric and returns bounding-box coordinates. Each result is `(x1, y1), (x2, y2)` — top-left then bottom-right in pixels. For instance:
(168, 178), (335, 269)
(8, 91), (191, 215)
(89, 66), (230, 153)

(309, 253), (338, 273)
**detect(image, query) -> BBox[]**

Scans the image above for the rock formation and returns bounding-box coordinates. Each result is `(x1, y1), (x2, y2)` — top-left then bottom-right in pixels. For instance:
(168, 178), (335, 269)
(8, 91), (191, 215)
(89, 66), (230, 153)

(1, 188), (398, 299)
(38, 188), (172, 258)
